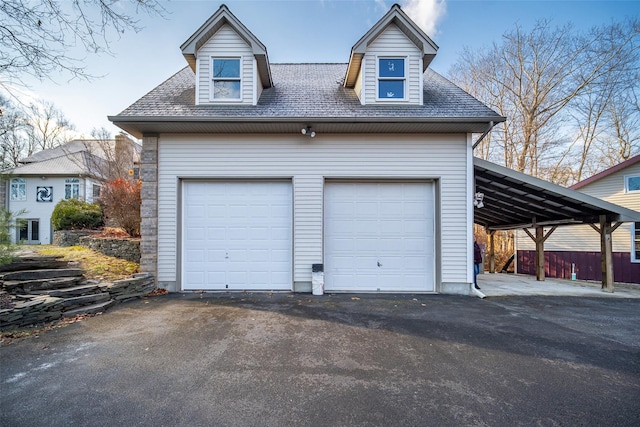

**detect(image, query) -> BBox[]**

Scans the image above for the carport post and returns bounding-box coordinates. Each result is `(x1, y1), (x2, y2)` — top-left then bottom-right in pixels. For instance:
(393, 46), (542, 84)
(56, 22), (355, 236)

(598, 215), (619, 293)
(488, 230), (496, 273)
(535, 227), (545, 281)
(523, 225), (557, 281)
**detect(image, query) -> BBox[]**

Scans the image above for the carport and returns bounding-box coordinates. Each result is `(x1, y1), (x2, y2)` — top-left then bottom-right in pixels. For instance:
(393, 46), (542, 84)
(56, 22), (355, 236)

(473, 157), (640, 292)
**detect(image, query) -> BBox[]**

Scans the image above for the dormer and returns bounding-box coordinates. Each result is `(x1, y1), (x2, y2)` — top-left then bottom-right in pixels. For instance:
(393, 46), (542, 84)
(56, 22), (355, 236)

(180, 4), (273, 106)
(344, 4), (438, 106)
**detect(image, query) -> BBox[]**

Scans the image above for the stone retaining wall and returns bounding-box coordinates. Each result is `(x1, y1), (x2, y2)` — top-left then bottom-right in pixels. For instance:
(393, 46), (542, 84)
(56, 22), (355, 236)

(52, 230), (99, 247)
(78, 236), (141, 263)
(1, 273), (155, 329)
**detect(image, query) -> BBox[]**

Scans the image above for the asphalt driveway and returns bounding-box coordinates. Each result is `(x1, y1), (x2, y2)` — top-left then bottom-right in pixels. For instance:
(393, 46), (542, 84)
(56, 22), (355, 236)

(1, 292), (639, 426)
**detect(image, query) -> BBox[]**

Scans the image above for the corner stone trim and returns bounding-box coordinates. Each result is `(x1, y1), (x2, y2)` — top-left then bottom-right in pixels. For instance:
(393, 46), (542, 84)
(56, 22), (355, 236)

(140, 135), (159, 277)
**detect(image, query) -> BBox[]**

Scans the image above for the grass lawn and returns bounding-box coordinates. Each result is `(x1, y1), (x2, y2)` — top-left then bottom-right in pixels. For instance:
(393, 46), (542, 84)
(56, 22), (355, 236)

(34, 245), (139, 281)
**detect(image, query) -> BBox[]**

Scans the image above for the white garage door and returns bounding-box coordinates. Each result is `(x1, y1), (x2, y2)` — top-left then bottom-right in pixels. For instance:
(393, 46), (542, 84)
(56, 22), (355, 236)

(182, 181), (292, 291)
(324, 182), (435, 292)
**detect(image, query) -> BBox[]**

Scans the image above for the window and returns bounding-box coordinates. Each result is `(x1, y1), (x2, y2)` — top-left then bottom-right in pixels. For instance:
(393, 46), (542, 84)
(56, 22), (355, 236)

(10, 178), (26, 201)
(378, 58), (405, 100)
(17, 219), (39, 243)
(633, 222), (640, 263)
(625, 174), (640, 193)
(65, 178), (80, 199)
(92, 184), (101, 199)
(212, 58), (241, 100)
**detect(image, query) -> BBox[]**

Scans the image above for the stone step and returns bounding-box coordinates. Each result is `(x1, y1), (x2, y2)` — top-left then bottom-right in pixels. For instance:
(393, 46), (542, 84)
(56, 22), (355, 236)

(3, 277), (83, 293)
(31, 284), (102, 298)
(62, 300), (115, 317)
(0, 258), (68, 273)
(61, 293), (111, 309)
(1, 268), (85, 282)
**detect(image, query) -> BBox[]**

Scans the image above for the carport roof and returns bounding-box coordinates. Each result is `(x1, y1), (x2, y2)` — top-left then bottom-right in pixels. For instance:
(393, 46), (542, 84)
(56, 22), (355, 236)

(474, 157), (640, 230)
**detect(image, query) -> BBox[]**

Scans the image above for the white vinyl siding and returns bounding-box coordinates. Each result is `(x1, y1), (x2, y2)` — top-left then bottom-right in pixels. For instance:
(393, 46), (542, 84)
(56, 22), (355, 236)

(516, 162), (640, 253)
(196, 24), (255, 105)
(363, 25), (422, 105)
(156, 134), (470, 290)
(516, 224), (634, 253)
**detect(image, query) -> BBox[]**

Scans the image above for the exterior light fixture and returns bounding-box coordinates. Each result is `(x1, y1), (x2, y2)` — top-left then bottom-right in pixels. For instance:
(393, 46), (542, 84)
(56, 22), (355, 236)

(474, 192), (484, 208)
(301, 127), (316, 138)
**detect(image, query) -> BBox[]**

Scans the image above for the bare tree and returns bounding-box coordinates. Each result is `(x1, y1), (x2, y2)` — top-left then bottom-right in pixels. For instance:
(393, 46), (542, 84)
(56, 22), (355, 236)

(599, 85), (640, 168)
(81, 128), (139, 181)
(563, 19), (640, 182)
(26, 99), (75, 152)
(0, 0), (166, 93)
(1, 97), (76, 167)
(449, 18), (640, 183)
(0, 94), (30, 168)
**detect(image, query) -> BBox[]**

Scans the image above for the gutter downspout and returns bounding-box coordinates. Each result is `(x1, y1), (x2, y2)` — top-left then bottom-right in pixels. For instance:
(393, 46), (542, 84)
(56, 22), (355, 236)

(471, 285), (486, 299)
(472, 121), (495, 150)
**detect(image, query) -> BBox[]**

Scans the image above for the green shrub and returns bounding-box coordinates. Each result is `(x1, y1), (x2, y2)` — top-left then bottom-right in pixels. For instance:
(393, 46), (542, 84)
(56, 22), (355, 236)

(51, 199), (103, 231)
(0, 207), (25, 265)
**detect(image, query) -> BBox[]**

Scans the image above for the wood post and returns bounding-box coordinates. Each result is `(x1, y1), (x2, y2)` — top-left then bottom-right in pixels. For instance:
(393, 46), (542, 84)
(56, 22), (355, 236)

(535, 227), (545, 281)
(523, 225), (557, 281)
(489, 230), (496, 273)
(589, 217), (622, 293)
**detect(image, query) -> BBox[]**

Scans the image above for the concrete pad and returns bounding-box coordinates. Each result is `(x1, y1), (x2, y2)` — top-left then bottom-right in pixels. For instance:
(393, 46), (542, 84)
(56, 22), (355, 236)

(477, 272), (640, 298)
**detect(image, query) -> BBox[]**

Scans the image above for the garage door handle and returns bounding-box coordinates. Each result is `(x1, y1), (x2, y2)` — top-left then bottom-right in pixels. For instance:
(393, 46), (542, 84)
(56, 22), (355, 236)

(377, 261), (382, 267)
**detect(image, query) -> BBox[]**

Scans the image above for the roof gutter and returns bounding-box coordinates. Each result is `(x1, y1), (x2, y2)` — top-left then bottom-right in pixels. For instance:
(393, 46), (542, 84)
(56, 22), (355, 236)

(108, 115), (506, 125)
(472, 121), (495, 149)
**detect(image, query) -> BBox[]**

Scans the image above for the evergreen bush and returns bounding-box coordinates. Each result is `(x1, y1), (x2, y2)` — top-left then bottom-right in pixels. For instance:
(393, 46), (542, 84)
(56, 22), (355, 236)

(51, 199), (103, 231)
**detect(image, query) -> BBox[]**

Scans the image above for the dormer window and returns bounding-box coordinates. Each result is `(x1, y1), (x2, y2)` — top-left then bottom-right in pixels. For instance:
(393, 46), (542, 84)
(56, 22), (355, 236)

(378, 57), (405, 100)
(212, 57), (241, 101)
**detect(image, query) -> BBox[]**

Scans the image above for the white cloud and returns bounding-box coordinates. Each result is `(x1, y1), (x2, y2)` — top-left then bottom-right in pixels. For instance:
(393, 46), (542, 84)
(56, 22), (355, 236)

(401, 0), (447, 36)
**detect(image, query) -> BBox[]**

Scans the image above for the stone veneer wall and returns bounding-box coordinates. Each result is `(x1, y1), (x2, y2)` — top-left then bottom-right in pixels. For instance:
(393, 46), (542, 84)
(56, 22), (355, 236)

(140, 135), (158, 282)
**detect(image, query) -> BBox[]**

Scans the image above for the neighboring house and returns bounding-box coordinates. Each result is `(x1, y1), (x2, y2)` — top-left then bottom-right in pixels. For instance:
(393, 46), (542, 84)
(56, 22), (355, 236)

(516, 155), (640, 284)
(2, 134), (140, 244)
(109, 5), (505, 294)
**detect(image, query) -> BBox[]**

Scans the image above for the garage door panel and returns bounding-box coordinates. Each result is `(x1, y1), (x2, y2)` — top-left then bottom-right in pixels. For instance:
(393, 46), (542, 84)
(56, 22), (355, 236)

(186, 226), (206, 241)
(271, 248), (291, 262)
(186, 204), (206, 218)
(186, 271), (205, 285)
(186, 249), (205, 262)
(182, 181), (292, 291)
(325, 182), (435, 293)
(354, 239), (378, 251)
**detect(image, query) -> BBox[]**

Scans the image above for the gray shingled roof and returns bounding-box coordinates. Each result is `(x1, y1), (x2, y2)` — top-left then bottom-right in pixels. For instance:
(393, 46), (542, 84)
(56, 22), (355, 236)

(113, 63), (502, 121)
(7, 151), (108, 179)
(19, 139), (141, 164)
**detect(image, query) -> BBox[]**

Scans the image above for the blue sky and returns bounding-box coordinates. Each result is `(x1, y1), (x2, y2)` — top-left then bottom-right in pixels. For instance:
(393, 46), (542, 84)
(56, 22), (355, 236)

(16, 0), (640, 137)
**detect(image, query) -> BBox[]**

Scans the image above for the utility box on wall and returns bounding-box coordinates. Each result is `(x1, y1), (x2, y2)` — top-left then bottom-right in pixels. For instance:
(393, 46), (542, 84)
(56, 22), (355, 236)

(312, 264), (324, 295)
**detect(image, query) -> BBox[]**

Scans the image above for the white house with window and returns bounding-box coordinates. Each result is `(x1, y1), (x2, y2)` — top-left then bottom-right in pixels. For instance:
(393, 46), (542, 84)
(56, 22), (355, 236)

(515, 154), (640, 284)
(2, 136), (139, 244)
